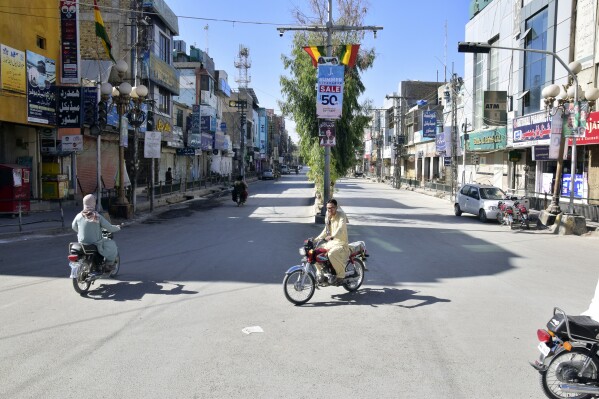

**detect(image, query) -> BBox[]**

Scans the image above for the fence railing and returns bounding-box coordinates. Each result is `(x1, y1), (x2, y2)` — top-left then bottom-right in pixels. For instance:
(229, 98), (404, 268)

(0, 198), (65, 232)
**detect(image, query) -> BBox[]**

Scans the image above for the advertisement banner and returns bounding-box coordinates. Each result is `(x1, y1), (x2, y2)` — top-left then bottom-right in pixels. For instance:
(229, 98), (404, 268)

(467, 127), (507, 151)
(26, 51), (57, 125)
(563, 101), (589, 138)
(422, 111), (437, 138)
(61, 134), (83, 151)
(201, 115), (215, 133)
(201, 132), (213, 150)
(319, 120), (336, 147)
(1, 45), (26, 93)
(214, 131), (225, 150)
(259, 116), (267, 153)
(316, 64), (344, 119)
(512, 110), (552, 147)
(59, 0), (80, 84)
(189, 133), (201, 148)
(549, 108), (564, 159)
(57, 86), (81, 128)
(144, 131), (161, 158)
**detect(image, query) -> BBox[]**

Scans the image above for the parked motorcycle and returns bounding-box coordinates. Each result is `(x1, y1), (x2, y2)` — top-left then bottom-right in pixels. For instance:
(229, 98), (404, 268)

(283, 238), (369, 305)
(531, 307), (599, 399)
(497, 200), (515, 226)
(514, 200), (530, 229)
(497, 197), (530, 229)
(68, 229), (120, 295)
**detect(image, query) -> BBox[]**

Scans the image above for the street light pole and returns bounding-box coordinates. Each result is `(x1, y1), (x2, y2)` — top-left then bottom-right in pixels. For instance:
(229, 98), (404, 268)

(386, 94), (407, 189)
(277, 0), (383, 213)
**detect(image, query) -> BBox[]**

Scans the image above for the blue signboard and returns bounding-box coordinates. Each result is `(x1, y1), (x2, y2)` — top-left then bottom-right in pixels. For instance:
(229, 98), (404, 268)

(191, 104), (200, 134)
(422, 111), (437, 138)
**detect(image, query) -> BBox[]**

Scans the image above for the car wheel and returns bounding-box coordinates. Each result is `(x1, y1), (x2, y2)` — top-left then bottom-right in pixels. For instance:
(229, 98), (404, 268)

(478, 209), (488, 223)
(454, 204), (462, 216)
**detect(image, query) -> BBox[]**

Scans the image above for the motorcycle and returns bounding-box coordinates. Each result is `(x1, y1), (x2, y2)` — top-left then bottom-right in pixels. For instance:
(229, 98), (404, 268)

(497, 200), (515, 226)
(68, 229), (120, 295)
(232, 188), (248, 206)
(514, 200), (530, 229)
(497, 197), (530, 229)
(531, 307), (599, 399)
(283, 238), (369, 305)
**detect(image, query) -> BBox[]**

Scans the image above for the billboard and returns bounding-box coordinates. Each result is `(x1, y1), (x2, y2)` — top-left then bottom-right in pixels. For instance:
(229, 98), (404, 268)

(316, 64), (344, 119)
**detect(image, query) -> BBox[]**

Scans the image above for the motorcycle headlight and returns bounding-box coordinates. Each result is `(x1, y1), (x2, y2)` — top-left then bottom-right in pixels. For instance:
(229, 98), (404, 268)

(299, 247), (306, 256)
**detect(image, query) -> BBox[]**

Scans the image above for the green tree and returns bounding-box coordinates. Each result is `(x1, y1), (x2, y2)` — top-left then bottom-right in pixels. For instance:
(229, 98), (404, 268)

(279, 0), (374, 196)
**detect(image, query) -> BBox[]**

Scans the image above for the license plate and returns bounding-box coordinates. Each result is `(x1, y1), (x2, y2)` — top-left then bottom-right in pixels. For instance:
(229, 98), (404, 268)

(69, 261), (80, 278)
(538, 342), (551, 357)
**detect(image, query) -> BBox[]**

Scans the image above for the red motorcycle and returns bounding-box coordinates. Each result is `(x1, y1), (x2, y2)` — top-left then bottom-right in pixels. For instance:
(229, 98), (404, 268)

(497, 197), (530, 229)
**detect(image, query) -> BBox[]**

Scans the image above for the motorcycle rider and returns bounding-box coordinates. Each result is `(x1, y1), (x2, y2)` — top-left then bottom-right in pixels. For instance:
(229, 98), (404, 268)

(232, 175), (248, 203)
(315, 199), (350, 284)
(72, 194), (121, 271)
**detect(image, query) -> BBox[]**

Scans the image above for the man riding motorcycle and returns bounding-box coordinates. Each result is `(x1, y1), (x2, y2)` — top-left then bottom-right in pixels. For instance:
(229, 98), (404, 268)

(232, 175), (248, 204)
(315, 199), (350, 284)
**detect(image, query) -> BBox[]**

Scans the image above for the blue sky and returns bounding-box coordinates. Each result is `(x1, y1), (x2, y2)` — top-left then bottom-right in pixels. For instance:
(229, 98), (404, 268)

(168, 0), (472, 140)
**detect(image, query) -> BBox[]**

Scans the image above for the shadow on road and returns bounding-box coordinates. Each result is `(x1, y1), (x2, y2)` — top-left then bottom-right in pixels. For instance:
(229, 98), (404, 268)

(84, 280), (198, 301)
(305, 287), (451, 308)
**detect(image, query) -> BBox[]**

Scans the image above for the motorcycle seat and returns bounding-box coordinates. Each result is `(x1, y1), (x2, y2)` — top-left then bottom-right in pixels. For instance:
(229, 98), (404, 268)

(567, 315), (599, 341)
(69, 242), (98, 254)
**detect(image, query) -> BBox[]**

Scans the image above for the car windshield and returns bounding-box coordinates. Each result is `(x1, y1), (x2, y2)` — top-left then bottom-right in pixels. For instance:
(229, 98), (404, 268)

(479, 187), (505, 200)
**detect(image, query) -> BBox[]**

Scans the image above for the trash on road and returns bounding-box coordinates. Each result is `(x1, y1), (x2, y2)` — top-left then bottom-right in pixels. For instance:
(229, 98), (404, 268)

(242, 326), (264, 334)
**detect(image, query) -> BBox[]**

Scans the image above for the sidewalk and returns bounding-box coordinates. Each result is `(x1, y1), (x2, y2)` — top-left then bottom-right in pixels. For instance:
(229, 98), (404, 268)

(0, 180), (236, 241)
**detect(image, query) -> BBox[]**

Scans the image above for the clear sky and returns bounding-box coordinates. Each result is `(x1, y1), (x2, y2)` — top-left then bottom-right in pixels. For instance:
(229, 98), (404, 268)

(167, 0), (472, 141)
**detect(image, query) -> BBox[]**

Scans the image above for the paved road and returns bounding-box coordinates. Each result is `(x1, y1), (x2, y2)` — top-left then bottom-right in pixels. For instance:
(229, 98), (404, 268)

(0, 171), (597, 398)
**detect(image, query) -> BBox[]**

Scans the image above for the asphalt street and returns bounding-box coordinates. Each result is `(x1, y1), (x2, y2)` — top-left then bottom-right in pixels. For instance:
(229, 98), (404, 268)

(0, 170), (597, 398)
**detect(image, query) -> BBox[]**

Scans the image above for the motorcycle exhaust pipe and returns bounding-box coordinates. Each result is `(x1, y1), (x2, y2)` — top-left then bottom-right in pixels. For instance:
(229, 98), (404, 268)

(559, 384), (599, 394)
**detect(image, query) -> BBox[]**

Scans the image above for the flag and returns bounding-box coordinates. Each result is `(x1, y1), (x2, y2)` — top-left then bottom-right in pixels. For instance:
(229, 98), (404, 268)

(340, 44), (360, 68)
(94, 0), (115, 63)
(303, 46), (325, 67)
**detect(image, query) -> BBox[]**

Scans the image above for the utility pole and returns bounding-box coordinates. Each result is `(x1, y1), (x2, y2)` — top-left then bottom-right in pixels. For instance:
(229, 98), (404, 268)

(277, 0), (382, 213)
(235, 45), (251, 178)
(386, 94), (407, 189)
(449, 72), (462, 198)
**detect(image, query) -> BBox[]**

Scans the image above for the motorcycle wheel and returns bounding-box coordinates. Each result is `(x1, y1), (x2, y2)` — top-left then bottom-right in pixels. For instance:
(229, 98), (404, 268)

(343, 258), (365, 292)
(540, 346), (599, 399)
(72, 261), (92, 295)
(283, 270), (315, 305)
(109, 255), (120, 278)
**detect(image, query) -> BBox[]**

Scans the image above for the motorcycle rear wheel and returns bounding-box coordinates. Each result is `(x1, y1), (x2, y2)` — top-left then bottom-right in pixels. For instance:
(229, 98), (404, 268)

(72, 262), (91, 295)
(343, 258), (365, 292)
(540, 346), (599, 399)
(283, 270), (315, 305)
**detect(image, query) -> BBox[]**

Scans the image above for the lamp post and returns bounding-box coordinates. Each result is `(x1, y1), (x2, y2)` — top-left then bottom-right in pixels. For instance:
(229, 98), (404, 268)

(127, 84), (148, 214)
(458, 41), (581, 216)
(386, 94), (407, 189)
(101, 60), (148, 218)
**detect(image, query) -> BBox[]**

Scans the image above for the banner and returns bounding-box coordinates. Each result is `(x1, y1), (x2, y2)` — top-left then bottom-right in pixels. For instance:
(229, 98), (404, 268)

(317, 64), (344, 119)
(26, 51), (56, 125)
(549, 108), (563, 159)
(59, 0), (80, 84)
(422, 111), (437, 138)
(1, 45), (26, 93)
(319, 120), (336, 147)
(57, 86), (81, 128)
(512, 110), (552, 147)
(144, 131), (161, 158)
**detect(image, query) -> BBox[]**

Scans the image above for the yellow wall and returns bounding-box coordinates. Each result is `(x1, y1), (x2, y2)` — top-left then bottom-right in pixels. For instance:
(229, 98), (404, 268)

(0, 0), (60, 125)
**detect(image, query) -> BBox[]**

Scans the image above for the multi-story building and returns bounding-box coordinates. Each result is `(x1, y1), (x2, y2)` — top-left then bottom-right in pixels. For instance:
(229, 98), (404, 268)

(461, 0), (599, 212)
(0, 0), (66, 200)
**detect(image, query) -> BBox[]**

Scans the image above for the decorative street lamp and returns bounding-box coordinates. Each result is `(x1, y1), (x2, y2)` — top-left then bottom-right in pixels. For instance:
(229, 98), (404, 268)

(99, 60), (148, 218)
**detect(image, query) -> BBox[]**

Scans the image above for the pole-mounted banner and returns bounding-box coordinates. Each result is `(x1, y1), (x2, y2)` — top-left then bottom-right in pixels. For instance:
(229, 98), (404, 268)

(317, 64), (344, 119)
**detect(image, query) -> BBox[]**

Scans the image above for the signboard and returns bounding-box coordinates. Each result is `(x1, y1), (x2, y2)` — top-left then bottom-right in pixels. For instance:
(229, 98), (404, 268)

(549, 108), (564, 159)
(191, 104), (200, 134)
(422, 111), (437, 138)
(59, 0), (80, 84)
(319, 120), (336, 147)
(483, 91), (507, 126)
(569, 111), (599, 145)
(176, 147), (196, 156)
(1, 45), (26, 93)
(26, 50), (57, 125)
(467, 127), (507, 151)
(201, 132), (213, 150)
(81, 86), (98, 127)
(318, 56), (339, 65)
(144, 131), (162, 158)
(444, 157), (452, 166)
(61, 134), (82, 151)
(201, 115), (215, 133)
(188, 133), (201, 148)
(512, 110), (552, 147)
(57, 86), (81, 128)
(563, 101), (589, 138)
(316, 64), (344, 119)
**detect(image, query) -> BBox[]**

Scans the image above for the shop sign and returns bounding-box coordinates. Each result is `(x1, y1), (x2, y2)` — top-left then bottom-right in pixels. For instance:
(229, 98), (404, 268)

(422, 111), (437, 138)
(189, 133), (201, 148)
(26, 51), (57, 125)
(467, 127), (507, 151)
(57, 86), (81, 128)
(512, 111), (552, 147)
(201, 132), (213, 150)
(59, 0), (80, 84)
(1, 45), (26, 93)
(144, 51), (179, 95)
(483, 91), (507, 126)
(562, 174), (584, 198)
(155, 115), (173, 141)
(191, 104), (200, 134)
(61, 134), (82, 151)
(176, 147), (196, 156)
(568, 111), (599, 145)
(214, 131), (225, 150)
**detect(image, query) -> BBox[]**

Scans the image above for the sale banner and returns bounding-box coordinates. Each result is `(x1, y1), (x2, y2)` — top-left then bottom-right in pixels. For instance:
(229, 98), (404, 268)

(316, 64), (344, 119)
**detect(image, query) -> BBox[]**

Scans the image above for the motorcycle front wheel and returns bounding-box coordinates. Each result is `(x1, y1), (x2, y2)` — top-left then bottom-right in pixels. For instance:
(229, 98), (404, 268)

(283, 270), (315, 305)
(343, 258), (365, 292)
(72, 262), (92, 295)
(540, 346), (599, 399)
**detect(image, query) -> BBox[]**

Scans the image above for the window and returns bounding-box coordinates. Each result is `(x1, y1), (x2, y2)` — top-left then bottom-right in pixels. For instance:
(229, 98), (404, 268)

(523, 8), (548, 115)
(489, 48), (499, 90)
(159, 34), (170, 63)
(176, 109), (183, 127)
(36, 36), (46, 49)
(158, 87), (170, 114)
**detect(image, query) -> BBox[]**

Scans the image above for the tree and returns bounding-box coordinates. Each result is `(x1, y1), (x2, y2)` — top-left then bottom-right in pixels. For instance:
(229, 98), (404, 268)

(279, 0), (375, 196)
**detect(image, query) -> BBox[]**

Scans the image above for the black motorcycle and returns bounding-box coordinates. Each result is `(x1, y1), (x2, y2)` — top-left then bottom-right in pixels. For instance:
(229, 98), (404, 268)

(531, 307), (599, 398)
(68, 229), (120, 295)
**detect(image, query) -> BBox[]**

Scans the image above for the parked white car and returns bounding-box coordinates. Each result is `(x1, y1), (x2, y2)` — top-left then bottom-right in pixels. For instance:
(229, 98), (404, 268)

(281, 165), (290, 174)
(454, 184), (507, 222)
